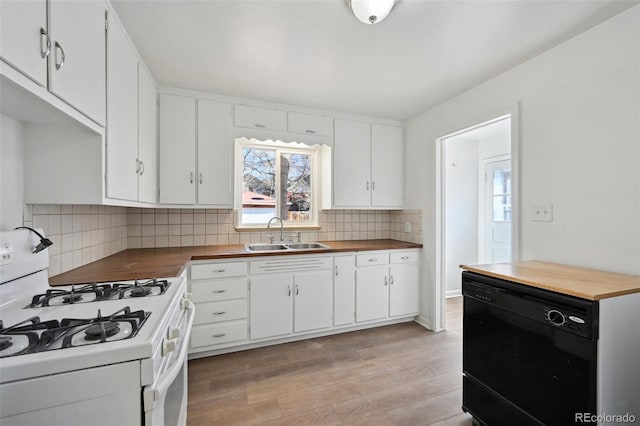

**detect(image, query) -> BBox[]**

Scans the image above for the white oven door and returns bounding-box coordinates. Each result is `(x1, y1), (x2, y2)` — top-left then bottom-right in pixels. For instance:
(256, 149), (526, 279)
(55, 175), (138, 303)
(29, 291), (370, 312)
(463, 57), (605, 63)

(144, 298), (195, 426)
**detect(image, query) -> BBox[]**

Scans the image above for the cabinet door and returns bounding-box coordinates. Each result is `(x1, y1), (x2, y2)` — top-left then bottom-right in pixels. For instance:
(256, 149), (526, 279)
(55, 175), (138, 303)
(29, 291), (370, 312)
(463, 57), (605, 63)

(389, 263), (419, 317)
(294, 270), (333, 333)
(288, 112), (333, 137)
(137, 66), (157, 203)
(371, 124), (404, 207)
(106, 14), (138, 201)
(159, 94), (196, 204)
(197, 99), (232, 206)
(249, 274), (293, 339)
(0, 0), (48, 86)
(356, 266), (389, 322)
(234, 104), (286, 131)
(334, 119), (371, 207)
(334, 255), (356, 326)
(49, 0), (106, 125)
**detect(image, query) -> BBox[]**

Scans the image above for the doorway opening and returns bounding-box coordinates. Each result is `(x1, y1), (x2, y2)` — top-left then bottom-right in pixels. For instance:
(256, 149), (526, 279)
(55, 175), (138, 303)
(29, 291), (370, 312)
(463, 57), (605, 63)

(437, 115), (517, 326)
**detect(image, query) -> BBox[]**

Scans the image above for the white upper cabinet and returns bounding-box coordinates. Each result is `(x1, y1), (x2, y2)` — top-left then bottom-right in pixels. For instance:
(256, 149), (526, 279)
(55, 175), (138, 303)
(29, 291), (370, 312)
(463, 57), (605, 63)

(159, 94), (196, 204)
(48, 0), (106, 126)
(106, 13), (138, 201)
(197, 99), (232, 206)
(371, 124), (404, 208)
(138, 66), (157, 203)
(288, 112), (333, 137)
(0, 0), (48, 87)
(333, 119), (371, 207)
(333, 119), (404, 209)
(234, 104), (286, 131)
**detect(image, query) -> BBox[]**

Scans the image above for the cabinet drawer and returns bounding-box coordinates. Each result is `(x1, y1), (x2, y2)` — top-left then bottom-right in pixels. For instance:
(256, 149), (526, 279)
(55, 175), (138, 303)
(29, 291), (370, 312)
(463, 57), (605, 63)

(234, 104), (286, 131)
(390, 251), (419, 264)
(191, 277), (247, 302)
(356, 252), (389, 267)
(190, 320), (247, 348)
(191, 262), (247, 280)
(194, 300), (247, 325)
(288, 112), (333, 137)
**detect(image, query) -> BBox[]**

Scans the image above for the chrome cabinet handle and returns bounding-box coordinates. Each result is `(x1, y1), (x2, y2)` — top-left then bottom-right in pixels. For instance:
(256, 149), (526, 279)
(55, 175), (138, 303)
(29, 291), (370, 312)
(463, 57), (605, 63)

(372, 181), (376, 191)
(305, 129), (316, 134)
(366, 181), (370, 191)
(212, 269), (226, 273)
(212, 311), (226, 316)
(190, 172), (194, 184)
(390, 275), (394, 285)
(384, 276), (388, 286)
(368, 258), (377, 262)
(401, 256), (409, 260)
(212, 333), (226, 338)
(212, 289), (226, 294)
(54, 41), (65, 70)
(335, 265), (339, 276)
(287, 285), (291, 296)
(254, 123), (266, 128)
(40, 28), (51, 59)
(295, 285), (299, 296)
(139, 161), (145, 176)
(199, 173), (203, 184)
(135, 158), (140, 173)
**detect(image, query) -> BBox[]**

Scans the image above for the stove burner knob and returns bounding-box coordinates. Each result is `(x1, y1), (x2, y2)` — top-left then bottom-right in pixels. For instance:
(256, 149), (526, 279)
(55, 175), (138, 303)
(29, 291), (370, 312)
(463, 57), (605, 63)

(167, 327), (180, 339)
(162, 339), (177, 356)
(547, 309), (566, 326)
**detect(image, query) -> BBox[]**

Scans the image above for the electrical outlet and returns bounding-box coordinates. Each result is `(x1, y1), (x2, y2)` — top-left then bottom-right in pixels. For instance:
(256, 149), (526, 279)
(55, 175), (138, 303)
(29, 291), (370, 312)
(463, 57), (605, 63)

(405, 222), (412, 233)
(0, 243), (13, 266)
(532, 204), (553, 222)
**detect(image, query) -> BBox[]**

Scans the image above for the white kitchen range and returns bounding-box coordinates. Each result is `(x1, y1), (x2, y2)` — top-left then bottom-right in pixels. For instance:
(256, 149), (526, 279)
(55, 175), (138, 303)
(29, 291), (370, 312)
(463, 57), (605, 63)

(0, 229), (194, 426)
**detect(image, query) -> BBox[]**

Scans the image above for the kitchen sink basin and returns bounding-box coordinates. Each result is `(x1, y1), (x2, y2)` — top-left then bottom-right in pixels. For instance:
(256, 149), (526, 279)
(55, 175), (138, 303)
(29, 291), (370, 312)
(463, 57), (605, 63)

(244, 242), (330, 253)
(244, 243), (289, 252)
(286, 242), (330, 250)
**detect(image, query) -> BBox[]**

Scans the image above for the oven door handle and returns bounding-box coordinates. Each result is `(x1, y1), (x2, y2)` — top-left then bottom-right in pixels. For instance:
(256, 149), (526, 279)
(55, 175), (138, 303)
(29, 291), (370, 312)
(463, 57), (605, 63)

(144, 299), (195, 411)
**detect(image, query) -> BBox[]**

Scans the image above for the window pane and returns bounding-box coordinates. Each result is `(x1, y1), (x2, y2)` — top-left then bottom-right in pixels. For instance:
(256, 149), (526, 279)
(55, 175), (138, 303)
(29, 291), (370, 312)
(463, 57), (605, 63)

(493, 195), (512, 222)
(280, 152), (312, 222)
(493, 169), (512, 195)
(242, 147), (276, 224)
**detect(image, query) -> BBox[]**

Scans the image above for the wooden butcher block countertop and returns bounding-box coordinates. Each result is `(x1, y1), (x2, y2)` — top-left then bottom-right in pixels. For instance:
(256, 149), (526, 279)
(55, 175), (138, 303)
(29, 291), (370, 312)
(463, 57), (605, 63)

(460, 260), (640, 301)
(49, 239), (422, 286)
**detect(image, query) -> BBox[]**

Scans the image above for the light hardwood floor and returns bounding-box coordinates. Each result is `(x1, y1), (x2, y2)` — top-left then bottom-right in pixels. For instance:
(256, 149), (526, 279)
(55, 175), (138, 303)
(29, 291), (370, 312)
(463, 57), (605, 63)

(187, 297), (471, 426)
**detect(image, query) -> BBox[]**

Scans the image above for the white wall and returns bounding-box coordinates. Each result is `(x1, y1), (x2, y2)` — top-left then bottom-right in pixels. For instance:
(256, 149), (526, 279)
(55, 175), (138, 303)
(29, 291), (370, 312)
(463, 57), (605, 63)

(0, 113), (24, 230)
(405, 6), (640, 329)
(444, 137), (479, 296)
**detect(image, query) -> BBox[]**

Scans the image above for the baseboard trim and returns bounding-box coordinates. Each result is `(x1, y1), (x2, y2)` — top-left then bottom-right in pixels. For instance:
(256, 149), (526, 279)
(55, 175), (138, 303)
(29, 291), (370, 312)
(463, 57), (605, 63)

(446, 289), (462, 298)
(414, 315), (432, 331)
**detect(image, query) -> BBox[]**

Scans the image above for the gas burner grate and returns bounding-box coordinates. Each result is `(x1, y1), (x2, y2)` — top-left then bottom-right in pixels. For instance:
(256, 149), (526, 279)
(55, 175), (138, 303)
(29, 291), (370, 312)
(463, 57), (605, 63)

(0, 317), (60, 357)
(29, 284), (112, 308)
(111, 279), (170, 299)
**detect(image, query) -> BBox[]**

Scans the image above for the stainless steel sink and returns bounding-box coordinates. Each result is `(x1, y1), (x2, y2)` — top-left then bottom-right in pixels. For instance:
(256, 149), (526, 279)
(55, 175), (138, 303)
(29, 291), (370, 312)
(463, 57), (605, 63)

(286, 242), (330, 250)
(244, 242), (330, 252)
(244, 243), (289, 252)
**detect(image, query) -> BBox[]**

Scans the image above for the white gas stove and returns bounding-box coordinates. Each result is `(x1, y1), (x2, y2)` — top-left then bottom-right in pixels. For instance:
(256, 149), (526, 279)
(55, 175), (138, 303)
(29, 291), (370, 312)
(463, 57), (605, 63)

(0, 229), (194, 426)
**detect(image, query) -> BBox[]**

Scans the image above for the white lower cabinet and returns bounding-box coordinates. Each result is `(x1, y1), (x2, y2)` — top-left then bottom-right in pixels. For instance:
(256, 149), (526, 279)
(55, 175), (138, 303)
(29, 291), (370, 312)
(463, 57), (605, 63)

(333, 255), (356, 326)
(188, 261), (249, 353)
(249, 267), (333, 340)
(356, 250), (419, 322)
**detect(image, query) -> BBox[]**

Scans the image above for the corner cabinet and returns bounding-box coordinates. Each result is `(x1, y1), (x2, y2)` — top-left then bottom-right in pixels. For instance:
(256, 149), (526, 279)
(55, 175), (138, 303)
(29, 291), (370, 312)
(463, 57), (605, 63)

(159, 94), (232, 206)
(1, 0), (106, 125)
(333, 119), (404, 209)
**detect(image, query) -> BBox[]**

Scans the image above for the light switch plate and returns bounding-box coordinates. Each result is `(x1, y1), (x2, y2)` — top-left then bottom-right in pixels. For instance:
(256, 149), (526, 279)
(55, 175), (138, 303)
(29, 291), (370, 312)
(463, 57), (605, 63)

(405, 222), (412, 233)
(532, 204), (553, 222)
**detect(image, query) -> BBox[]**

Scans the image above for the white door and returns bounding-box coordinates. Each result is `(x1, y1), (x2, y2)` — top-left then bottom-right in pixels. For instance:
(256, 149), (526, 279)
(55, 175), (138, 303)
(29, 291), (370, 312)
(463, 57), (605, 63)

(333, 255), (356, 326)
(334, 119), (371, 207)
(294, 270), (332, 332)
(356, 267), (389, 322)
(484, 159), (512, 262)
(49, 0), (106, 125)
(371, 124), (403, 207)
(197, 99), (232, 206)
(159, 94), (196, 204)
(138, 65), (157, 203)
(0, 0), (48, 86)
(249, 274), (293, 339)
(106, 14), (138, 201)
(389, 263), (419, 317)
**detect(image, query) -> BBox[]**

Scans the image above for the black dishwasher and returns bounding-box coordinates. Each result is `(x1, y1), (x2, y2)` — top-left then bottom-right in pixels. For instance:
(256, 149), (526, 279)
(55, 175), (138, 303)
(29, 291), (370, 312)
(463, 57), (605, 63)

(462, 271), (598, 425)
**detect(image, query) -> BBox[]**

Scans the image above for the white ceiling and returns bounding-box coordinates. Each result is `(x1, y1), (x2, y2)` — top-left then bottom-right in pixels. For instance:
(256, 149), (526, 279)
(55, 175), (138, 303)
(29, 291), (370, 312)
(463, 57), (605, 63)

(111, 0), (637, 121)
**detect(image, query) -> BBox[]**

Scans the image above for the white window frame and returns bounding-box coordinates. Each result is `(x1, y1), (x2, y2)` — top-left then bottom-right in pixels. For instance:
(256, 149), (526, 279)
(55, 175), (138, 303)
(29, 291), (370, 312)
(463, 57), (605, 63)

(235, 138), (320, 229)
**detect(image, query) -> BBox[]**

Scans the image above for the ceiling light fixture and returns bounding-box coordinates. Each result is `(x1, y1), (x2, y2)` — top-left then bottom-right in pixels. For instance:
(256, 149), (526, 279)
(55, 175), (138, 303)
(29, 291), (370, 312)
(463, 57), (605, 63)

(348, 0), (395, 25)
